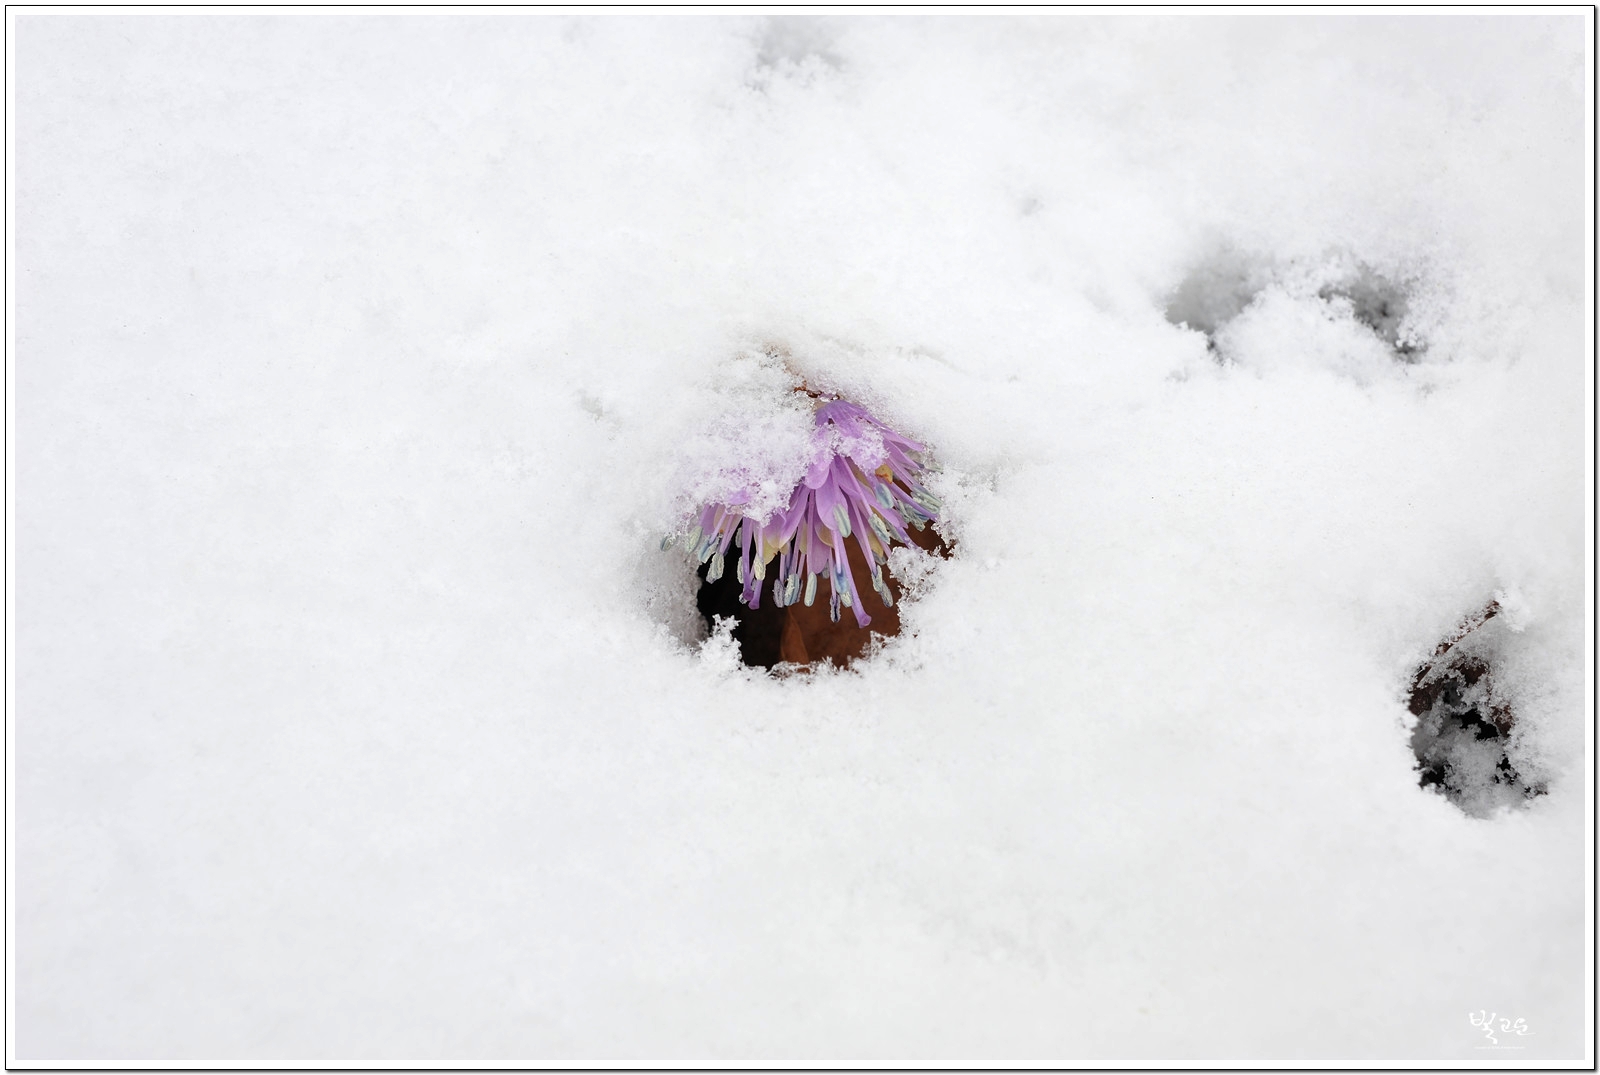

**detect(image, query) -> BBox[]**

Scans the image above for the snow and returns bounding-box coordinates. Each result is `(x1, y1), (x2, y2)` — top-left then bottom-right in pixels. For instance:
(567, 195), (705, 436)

(9, 10), (1591, 1065)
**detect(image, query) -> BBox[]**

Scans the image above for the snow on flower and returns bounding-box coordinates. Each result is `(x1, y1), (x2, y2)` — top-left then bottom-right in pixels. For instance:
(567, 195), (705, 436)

(666, 397), (941, 628)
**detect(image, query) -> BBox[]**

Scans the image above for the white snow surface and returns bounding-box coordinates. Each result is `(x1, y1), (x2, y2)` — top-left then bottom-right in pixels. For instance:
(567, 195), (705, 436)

(10, 11), (1592, 1065)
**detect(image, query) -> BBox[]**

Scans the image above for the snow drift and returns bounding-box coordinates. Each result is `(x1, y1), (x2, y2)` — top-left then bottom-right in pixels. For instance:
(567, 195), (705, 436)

(10, 10), (1591, 1064)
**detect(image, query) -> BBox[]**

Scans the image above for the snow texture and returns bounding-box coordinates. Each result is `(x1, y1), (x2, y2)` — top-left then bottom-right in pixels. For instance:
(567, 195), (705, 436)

(10, 11), (1592, 1065)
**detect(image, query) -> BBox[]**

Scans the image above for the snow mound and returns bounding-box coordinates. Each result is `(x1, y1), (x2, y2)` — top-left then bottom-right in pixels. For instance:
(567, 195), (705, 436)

(11, 10), (1590, 1066)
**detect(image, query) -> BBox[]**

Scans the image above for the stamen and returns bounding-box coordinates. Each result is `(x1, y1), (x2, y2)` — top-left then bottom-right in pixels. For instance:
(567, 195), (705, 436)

(869, 513), (893, 546)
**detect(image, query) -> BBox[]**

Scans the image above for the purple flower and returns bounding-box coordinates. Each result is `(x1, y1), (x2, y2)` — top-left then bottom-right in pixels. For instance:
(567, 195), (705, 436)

(666, 399), (941, 627)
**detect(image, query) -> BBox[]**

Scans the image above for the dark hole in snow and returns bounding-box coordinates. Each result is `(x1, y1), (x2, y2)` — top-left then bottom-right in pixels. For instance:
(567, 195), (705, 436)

(1165, 250), (1425, 365)
(697, 519), (948, 670)
(1163, 248), (1266, 351)
(1407, 600), (1544, 817)
(753, 17), (842, 75)
(1319, 267), (1422, 362)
